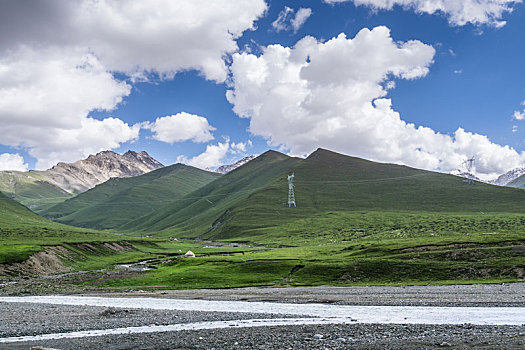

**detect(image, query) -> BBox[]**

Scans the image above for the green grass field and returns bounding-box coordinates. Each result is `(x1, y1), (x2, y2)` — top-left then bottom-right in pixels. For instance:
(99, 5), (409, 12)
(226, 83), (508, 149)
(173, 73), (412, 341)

(96, 211), (525, 289)
(0, 191), (136, 266)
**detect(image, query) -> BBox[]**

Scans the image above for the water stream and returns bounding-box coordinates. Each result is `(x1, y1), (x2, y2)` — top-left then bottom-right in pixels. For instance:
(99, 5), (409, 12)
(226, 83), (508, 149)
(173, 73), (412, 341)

(0, 295), (523, 343)
(1, 295), (523, 325)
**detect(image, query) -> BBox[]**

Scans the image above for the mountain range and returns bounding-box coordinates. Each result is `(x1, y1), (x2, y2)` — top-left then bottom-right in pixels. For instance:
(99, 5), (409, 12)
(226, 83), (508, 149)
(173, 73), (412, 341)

(3, 147), (525, 236)
(34, 148), (525, 242)
(43, 163), (220, 229)
(0, 150), (163, 212)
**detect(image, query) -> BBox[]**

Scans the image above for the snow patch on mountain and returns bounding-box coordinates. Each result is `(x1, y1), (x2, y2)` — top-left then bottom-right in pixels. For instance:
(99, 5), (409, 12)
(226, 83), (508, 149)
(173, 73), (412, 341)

(215, 155), (258, 174)
(488, 167), (525, 186)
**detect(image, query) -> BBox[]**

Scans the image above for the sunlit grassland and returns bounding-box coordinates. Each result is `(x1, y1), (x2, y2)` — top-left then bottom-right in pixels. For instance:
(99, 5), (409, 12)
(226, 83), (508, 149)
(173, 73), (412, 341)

(94, 211), (525, 290)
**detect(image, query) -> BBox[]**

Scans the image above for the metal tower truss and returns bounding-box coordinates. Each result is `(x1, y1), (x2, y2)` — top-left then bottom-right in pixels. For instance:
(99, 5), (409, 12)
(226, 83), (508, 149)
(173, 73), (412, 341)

(287, 172), (296, 207)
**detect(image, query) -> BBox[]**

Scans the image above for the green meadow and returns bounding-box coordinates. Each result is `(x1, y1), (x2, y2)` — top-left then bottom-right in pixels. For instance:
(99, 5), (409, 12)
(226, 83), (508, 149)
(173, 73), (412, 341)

(95, 211), (525, 290)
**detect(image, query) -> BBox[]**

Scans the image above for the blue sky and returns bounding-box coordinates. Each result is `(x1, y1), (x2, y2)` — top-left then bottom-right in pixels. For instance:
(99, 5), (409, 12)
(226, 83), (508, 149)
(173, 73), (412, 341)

(0, 0), (524, 180)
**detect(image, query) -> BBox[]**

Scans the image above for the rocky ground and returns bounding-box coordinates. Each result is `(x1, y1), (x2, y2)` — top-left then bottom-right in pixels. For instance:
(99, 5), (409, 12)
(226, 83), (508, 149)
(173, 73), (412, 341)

(1, 320), (523, 349)
(89, 283), (525, 307)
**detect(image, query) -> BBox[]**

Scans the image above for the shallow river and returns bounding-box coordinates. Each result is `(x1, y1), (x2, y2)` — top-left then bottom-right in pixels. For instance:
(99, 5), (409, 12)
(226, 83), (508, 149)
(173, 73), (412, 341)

(0, 295), (523, 343)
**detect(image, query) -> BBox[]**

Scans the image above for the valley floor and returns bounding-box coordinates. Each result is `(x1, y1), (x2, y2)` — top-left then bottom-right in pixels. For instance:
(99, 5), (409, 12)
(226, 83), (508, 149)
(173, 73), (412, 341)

(0, 284), (524, 349)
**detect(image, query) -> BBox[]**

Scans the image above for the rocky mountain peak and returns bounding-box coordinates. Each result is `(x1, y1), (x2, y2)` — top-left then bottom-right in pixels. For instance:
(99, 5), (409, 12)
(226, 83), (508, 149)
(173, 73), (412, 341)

(215, 155), (258, 174)
(489, 167), (525, 186)
(43, 150), (164, 194)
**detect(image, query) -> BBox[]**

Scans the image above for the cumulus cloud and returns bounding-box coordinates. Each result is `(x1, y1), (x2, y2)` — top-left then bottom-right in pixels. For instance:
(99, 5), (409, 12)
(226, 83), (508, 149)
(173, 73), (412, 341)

(0, 153), (29, 171)
(513, 101), (525, 120)
(144, 113), (215, 144)
(325, 0), (521, 27)
(2, 117), (140, 170)
(177, 138), (253, 169)
(231, 140), (253, 154)
(0, 48), (138, 168)
(177, 141), (230, 169)
(0, 0), (267, 82)
(0, 48), (131, 129)
(0, 0), (267, 168)
(514, 111), (525, 120)
(227, 26), (525, 180)
(272, 7), (312, 33)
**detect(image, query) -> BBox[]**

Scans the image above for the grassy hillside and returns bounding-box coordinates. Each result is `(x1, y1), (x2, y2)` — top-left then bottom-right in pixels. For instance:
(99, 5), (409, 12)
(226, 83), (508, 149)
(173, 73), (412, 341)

(126, 148), (525, 240)
(121, 150), (302, 233)
(0, 191), (128, 264)
(42, 164), (221, 230)
(0, 171), (72, 213)
(208, 149), (525, 239)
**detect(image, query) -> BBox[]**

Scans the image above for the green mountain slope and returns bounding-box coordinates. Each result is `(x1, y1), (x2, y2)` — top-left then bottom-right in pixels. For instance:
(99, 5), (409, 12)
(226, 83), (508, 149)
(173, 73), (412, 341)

(42, 164), (221, 230)
(211, 149), (525, 239)
(0, 190), (56, 228)
(507, 174), (525, 189)
(0, 171), (72, 213)
(128, 148), (525, 239)
(121, 150), (302, 233)
(0, 191), (117, 247)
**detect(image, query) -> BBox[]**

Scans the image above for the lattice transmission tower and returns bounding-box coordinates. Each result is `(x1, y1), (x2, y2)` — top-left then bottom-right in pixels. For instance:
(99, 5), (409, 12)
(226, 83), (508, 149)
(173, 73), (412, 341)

(462, 156), (475, 185)
(287, 172), (296, 207)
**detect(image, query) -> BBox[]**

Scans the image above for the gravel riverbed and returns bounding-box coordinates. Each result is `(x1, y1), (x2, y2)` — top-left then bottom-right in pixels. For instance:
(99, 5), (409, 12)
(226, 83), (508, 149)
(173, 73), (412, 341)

(1, 323), (524, 349)
(89, 283), (525, 307)
(0, 284), (524, 349)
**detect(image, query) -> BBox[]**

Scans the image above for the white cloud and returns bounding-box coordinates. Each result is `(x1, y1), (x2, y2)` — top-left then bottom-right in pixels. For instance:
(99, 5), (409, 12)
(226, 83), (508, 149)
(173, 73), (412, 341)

(453, 69), (463, 74)
(0, 153), (28, 171)
(177, 141), (230, 169)
(0, 48), (138, 169)
(291, 8), (313, 32)
(272, 7), (312, 33)
(272, 7), (294, 32)
(231, 140), (253, 154)
(513, 102), (525, 120)
(177, 138), (253, 169)
(0, 0), (267, 169)
(325, 0), (521, 27)
(227, 26), (525, 180)
(145, 112), (215, 144)
(0, 0), (267, 82)
(2, 117), (140, 170)
(0, 47), (131, 130)
(514, 111), (525, 120)
(512, 125), (518, 132)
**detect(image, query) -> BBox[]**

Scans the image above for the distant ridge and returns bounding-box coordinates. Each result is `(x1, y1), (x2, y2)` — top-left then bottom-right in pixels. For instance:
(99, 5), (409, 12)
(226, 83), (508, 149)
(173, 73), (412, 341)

(118, 147), (525, 240)
(0, 150), (164, 211)
(43, 163), (221, 229)
(43, 150), (164, 194)
(489, 167), (525, 186)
